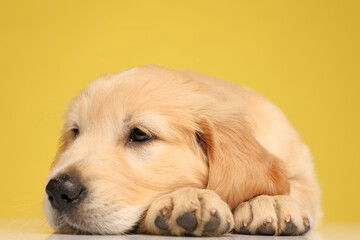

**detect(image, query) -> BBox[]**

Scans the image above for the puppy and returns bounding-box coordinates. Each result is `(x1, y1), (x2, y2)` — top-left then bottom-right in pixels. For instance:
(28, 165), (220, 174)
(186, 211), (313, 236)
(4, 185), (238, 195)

(44, 65), (321, 236)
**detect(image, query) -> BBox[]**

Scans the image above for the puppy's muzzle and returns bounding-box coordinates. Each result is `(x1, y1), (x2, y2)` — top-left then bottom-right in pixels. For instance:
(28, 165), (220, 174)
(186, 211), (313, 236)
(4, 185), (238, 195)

(46, 174), (87, 212)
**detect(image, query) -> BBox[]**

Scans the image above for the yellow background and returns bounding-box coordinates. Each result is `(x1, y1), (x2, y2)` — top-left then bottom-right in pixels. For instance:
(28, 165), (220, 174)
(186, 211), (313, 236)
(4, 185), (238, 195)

(0, 0), (359, 224)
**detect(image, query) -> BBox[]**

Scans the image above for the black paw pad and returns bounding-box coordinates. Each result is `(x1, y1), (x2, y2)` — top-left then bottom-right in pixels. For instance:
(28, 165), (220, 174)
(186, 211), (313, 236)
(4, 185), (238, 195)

(280, 221), (298, 235)
(299, 224), (311, 235)
(203, 215), (220, 232)
(176, 212), (197, 232)
(239, 226), (251, 235)
(256, 221), (275, 235)
(219, 222), (231, 235)
(155, 215), (169, 231)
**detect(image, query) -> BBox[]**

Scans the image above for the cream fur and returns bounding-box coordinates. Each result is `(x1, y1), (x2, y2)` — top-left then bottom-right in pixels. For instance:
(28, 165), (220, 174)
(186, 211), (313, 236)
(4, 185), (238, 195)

(44, 65), (321, 236)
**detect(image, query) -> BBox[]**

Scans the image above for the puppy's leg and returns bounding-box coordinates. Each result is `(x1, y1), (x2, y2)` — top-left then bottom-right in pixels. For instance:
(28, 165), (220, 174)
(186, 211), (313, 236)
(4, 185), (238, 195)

(137, 187), (234, 236)
(234, 195), (311, 236)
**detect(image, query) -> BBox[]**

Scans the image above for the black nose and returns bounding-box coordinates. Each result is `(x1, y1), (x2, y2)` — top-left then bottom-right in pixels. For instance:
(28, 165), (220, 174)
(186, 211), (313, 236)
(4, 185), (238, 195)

(45, 174), (86, 212)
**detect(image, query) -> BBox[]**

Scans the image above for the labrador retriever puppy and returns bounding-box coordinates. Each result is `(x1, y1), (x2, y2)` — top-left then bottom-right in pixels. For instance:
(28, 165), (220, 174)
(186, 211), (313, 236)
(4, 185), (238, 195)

(44, 65), (321, 236)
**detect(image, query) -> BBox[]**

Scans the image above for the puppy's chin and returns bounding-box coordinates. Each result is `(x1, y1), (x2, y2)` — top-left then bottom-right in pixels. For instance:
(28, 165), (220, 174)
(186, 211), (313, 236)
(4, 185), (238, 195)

(44, 197), (145, 235)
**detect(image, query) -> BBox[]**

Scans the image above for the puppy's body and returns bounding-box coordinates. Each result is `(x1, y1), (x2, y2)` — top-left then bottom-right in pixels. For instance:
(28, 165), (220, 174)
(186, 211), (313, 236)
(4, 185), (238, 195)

(184, 70), (320, 216)
(45, 65), (321, 236)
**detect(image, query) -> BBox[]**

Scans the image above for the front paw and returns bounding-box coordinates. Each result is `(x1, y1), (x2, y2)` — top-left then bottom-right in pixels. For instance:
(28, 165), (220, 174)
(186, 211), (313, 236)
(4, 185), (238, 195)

(139, 187), (234, 236)
(233, 195), (311, 236)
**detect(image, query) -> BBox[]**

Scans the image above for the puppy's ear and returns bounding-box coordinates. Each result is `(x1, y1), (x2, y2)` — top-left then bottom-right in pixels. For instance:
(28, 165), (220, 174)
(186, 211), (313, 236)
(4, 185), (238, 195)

(196, 116), (290, 210)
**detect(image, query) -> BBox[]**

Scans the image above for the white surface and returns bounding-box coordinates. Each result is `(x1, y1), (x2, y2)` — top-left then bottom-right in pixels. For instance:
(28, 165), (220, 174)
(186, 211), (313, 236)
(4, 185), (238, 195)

(0, 220), (359, 240)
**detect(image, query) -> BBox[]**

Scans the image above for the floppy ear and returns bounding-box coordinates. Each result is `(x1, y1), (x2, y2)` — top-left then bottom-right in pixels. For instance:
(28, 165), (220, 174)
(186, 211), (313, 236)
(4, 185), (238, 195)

(196, 116), (290, 210)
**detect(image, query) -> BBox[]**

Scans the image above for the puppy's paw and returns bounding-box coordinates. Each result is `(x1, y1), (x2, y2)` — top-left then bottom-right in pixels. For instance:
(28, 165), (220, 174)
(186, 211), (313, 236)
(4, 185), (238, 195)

(234, 195), (311, 236)
(139, 187), (234, 236)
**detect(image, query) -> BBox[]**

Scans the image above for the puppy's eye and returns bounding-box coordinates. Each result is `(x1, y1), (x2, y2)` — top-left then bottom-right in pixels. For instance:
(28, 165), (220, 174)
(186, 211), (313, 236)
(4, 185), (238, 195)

(130, 128), (152, 142)
(72, 128), (80, 138)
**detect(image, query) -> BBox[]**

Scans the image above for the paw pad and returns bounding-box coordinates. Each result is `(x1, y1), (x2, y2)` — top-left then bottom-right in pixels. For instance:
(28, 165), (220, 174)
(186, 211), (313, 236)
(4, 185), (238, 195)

(280, 221), (297, 235)
(203, 215), (220, 232)
(143, 188), (233, 236)
(176, 212), (197, 232)
(239, 225), (250, 234)
(256, 220), (275, 235)
(299, 218), (310, 235)
(155, 215), (169, 231)
(219, 221), (231, 235)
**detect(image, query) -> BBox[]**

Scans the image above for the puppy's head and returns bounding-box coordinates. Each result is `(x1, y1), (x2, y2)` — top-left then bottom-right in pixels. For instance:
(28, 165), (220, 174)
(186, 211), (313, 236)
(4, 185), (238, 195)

(44, 65), (210, 234)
